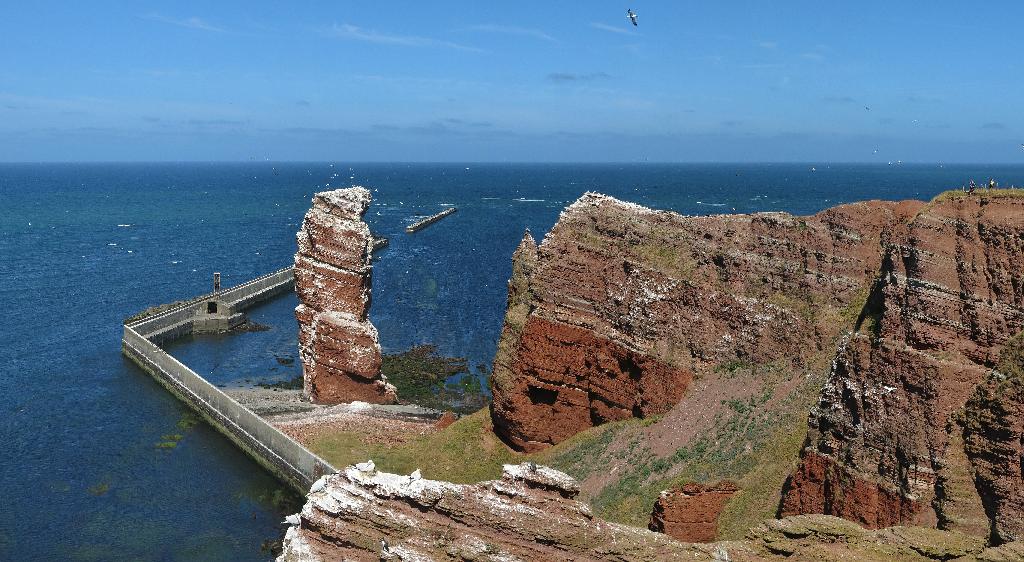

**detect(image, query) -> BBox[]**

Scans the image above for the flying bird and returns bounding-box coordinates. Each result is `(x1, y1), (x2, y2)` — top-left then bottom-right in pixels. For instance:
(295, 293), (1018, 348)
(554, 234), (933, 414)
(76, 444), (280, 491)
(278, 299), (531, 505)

(627, 9), (638, 26)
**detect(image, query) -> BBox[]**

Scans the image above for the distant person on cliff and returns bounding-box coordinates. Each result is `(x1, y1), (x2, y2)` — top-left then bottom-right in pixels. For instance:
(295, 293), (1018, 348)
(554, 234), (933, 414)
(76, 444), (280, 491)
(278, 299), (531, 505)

(989, 178), (997, 190)
(969, 180), (977, 194)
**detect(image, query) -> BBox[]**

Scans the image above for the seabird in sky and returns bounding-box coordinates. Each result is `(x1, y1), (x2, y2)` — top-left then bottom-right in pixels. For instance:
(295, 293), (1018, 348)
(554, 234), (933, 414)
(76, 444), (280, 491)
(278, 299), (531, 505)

(627, 9), (638, 26)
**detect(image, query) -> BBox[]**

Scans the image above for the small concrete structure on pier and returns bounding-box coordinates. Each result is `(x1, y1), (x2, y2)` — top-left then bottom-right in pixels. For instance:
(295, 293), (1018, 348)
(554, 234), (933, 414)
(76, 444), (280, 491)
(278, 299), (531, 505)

(122, 266), (336, 493)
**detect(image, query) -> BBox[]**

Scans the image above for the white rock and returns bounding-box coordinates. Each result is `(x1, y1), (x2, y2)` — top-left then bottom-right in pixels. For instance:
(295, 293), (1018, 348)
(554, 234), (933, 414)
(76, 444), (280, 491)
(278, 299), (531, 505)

(309, 475), (329, 494)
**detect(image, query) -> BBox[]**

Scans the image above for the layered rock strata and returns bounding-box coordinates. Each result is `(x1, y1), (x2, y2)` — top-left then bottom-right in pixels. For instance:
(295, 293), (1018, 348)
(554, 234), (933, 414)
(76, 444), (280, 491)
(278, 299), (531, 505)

(278, 464), (1024, 561)
(294, 187), (397, 404)
(650, 481), (739, 542)
(963, 333), (1024, 544)
(491, 192), (922, 451)
(279, 463), (715, 561)
(781, 194), (1024, 536)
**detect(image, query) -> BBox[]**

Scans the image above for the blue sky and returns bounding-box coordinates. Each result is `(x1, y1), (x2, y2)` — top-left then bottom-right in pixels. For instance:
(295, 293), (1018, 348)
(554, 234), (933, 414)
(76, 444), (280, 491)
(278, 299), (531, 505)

(1, 1), (1021, 162)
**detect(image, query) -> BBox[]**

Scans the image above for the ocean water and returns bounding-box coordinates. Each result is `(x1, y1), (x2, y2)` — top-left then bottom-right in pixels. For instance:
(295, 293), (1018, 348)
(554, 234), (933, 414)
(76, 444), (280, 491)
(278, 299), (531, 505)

(2, 162), (1023, 560)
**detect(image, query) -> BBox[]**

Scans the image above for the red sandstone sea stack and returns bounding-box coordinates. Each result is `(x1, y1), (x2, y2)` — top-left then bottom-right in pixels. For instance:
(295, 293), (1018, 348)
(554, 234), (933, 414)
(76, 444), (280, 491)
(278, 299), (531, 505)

(294, 187), (397, 404)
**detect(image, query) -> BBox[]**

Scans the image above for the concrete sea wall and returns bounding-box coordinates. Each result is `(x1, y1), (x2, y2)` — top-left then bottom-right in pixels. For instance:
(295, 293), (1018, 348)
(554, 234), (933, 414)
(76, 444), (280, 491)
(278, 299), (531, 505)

(122, 266), (336, 493)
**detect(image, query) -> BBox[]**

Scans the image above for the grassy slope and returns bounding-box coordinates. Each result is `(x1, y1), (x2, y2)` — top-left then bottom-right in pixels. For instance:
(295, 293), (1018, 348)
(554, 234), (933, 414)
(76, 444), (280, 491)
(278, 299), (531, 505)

(308, 409), (520, 484)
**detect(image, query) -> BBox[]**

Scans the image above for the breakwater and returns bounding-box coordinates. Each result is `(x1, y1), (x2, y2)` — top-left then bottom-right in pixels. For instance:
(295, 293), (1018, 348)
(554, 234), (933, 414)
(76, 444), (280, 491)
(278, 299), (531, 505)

(122, 266), (336, 493)
(405, 207), (457, 233)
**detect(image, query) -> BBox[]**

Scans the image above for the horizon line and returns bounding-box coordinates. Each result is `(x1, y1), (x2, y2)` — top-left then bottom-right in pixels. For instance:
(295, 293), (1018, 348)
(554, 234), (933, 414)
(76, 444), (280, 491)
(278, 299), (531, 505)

(2, 160), (1024, 166)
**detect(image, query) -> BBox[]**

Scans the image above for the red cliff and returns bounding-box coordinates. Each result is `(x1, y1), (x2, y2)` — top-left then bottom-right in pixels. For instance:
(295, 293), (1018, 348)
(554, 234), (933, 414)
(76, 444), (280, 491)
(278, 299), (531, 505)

(781, 193), (1024, 538)
(650, 481), (740, 542)
(490, 192), (921, 452)
(278, 463), (1022, 561)
(294, 187), (397, 404)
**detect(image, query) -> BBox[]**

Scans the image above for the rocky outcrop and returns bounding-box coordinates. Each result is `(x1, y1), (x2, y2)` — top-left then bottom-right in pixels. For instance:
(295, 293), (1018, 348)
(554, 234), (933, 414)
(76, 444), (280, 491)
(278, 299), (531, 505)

(491, 192), (922, 451)
(278, 463), (1024, 561)
(278, 463), (718, 561)
(781, 194), (1024, 535)
(294, 187), (396, 404)
(650, 481), (739, 542)
(963, 333), (1024, 544)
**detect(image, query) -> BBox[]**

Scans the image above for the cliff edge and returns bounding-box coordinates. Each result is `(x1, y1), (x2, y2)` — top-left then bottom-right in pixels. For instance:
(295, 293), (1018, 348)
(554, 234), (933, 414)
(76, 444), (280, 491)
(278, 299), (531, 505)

(780, 193), (1024, 541)
(490, 192), (921, 452)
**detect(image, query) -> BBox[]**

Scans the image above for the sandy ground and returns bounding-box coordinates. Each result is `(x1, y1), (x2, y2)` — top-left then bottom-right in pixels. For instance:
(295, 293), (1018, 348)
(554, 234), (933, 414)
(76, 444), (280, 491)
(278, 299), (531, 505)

(224, 386), (445, 447)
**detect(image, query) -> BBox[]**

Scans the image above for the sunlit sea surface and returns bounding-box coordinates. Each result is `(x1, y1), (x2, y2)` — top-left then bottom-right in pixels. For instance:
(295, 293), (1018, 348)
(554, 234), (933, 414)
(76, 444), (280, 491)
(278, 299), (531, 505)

(3, 162), (1023, 560)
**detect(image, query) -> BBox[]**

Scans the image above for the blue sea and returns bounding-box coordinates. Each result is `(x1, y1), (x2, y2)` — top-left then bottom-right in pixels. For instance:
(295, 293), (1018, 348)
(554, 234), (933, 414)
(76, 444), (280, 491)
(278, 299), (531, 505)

(2, 162), (1023, 560)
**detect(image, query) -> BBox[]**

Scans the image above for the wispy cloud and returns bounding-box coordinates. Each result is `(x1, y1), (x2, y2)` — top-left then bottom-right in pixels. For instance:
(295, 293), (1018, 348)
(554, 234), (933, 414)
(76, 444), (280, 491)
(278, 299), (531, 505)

(822, 95), (857, 104)
(590, 22), (636, 36)
(143, 14), (225, 33)
(758, 41), (778, 49)
(547, 72), (612, 83)
(800, 52), (826, 61)
(468, 24), (556, 42)
(981, 122), (1006, 130)
(326, 23), (482, 52)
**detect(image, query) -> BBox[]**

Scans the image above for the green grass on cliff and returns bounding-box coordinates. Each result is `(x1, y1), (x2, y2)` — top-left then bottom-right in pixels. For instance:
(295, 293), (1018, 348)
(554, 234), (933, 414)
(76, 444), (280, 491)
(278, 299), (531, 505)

(309, 409), (521, 483)
(930, 187), (1024, 203)
(307, 407), (649, 485)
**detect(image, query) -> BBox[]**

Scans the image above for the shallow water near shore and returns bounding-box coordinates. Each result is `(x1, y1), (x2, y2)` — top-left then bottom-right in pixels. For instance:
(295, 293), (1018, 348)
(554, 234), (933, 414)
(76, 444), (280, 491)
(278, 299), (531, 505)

(3, 162), (1024, 560)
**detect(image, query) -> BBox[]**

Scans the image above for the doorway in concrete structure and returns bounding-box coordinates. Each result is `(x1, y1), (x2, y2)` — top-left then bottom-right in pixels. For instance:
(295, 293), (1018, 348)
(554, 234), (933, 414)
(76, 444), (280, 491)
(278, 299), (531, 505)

(207, 301), (218, 314)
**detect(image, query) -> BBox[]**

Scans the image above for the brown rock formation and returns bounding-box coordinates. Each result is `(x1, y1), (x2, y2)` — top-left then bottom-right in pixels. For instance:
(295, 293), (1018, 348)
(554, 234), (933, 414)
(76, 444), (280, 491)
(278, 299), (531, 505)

(781, 194), (1024, 534)
(963, 333), (1024, 544)
(650, 481), (740, 542)
(294, 187), (397, 404)
(433, 410), (458, 430)
(491, 192), (922, 451)
(278, 463), (1024, 561)
(279, 463), (719, 561)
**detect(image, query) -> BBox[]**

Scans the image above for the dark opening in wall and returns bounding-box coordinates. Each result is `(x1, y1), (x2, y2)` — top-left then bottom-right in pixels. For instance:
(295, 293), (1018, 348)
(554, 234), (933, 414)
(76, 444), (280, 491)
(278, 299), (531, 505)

(527, 385), (558, 406)
(618, 356), (643, 381)
(207, 302), (218, 314)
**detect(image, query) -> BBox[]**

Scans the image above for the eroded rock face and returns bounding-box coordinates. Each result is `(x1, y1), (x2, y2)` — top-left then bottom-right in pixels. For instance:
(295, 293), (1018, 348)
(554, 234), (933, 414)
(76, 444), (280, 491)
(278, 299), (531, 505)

(278, 463), (717, 562)
(963, 334), (1024, 544)
(782, 195), (1024, 533)
(295, 187), (397, 404)
(278, 464), (1023, 562)
(491, 192), (922, 451)
(650, 481), (739, 542)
